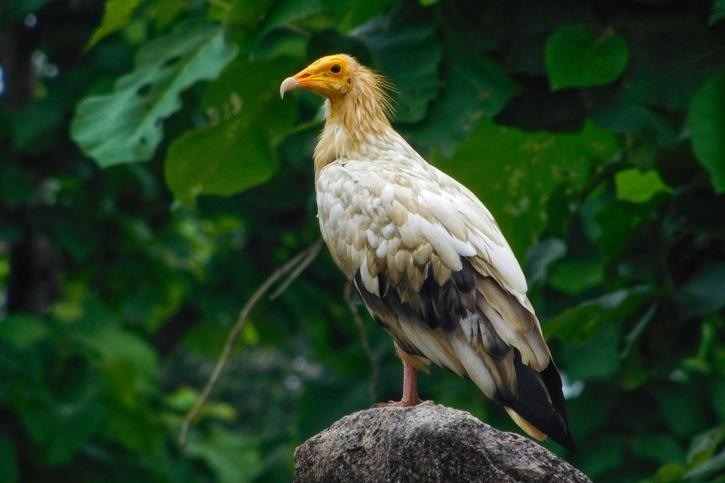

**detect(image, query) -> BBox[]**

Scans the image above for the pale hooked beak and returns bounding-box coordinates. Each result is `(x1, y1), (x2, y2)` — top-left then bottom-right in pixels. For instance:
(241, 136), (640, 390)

(280, 76), (300, 99)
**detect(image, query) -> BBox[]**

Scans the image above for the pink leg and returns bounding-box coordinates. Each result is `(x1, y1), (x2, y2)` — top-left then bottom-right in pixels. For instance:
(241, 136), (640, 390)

(400, 358), (422, 406)
(374, 358), (422, 407)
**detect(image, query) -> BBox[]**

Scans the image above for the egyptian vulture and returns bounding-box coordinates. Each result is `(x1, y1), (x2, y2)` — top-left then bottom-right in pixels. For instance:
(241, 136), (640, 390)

(280, 54), (574, 450)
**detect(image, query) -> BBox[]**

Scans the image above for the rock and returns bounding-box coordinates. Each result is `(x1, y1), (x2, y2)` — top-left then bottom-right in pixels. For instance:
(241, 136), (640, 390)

(294, 402), (590, 483)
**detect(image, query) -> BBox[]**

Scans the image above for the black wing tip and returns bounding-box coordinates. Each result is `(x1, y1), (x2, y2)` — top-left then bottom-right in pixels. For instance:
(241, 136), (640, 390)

(510, 351), (575, 452)
(538, 408), (575, 453)
(538, 360), (575, 452)
(546, 413), (575, 452)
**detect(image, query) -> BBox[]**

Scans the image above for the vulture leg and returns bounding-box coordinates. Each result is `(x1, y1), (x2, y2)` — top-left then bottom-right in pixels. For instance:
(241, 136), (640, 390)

(400, 358), (422, 406)
(375, 358), (422, 407)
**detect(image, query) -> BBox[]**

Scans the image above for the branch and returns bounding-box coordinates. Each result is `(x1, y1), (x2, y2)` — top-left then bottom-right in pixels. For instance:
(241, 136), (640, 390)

(269, 240), (323, 301)
(178, 239), (323, 448)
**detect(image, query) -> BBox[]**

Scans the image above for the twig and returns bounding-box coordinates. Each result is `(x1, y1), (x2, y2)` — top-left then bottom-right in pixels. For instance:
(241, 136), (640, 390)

(344, 283), (379, 403)
(178, 239), (323, 449)
(270, 239), (323, 300)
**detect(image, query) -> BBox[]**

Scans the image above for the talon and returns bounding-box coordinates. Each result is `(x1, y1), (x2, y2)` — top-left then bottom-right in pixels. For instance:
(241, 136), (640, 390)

(373, 398), (425, 408)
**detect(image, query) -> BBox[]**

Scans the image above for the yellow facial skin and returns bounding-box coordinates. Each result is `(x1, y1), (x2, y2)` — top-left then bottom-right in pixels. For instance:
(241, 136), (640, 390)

(280, 54), (353, 101)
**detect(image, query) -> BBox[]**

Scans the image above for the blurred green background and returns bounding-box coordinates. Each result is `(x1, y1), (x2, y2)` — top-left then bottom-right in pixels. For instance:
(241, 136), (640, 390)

(1, 0), (724, 481)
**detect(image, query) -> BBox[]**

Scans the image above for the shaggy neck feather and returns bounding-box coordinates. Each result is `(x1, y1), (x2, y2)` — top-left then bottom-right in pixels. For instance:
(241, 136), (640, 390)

(313, 68), (393, 178)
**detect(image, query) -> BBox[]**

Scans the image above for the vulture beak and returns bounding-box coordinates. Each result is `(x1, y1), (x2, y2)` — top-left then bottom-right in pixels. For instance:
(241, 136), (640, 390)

(280, 76), (301, 99)
(280, 58), (346, 100)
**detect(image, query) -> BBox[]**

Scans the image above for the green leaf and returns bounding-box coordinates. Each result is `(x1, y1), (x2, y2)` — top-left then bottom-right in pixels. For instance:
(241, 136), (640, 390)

(688, 72), (725, 193)
(87, 0), (142, 49)
(69, 301), (162, 451)
(353, 5), (442, 123)
(591, 200), (658, 257)
(615, 168), (673, 203)
(0, 314), (49, 348)
(436, 119), (618, 256)
(13, 378), (103, 465)
(148, 0), (188, 29)
(73, 300), (159, 384)
(548, 256), (605, 295)
(165, 117), (278, 207)
(684, 449), (725, 480)
(545, 26), (629, 90)
(80, 324), (159, 380)
(0, 437), (18, 483)
(164, 58), (297, 206)
(524, 237), (567, 286)
(560, 322), (622, 380)
(655, 463), (688, 483)
(710, 0), (725, 26)
(71, 22), (238, 167)
(687, 426), (725, 467)
(256, 0), (395, 38)
(208, 0), (275, 26)
(187, 427), (262, 483)
(545, 286), (653, 343)
(405, 34), (521, 157)
(256, 0), (327, 37)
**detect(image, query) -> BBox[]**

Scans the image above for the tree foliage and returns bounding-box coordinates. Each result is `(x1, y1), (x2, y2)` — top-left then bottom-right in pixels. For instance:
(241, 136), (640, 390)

(1, 0), (724, 482)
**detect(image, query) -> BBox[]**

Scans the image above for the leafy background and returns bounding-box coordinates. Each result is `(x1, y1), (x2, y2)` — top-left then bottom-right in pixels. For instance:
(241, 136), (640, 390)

(1, 0), (724, 481)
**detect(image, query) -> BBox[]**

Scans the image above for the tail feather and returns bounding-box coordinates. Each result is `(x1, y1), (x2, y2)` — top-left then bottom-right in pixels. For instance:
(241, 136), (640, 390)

(504, 407), (547, 442)
(506, 350), (575, 451)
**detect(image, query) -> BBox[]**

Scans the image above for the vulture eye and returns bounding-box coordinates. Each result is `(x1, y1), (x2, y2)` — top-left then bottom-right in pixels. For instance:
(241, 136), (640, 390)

(330, 64), (341, 73)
